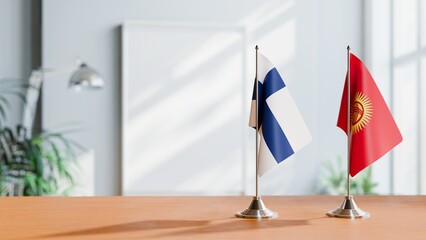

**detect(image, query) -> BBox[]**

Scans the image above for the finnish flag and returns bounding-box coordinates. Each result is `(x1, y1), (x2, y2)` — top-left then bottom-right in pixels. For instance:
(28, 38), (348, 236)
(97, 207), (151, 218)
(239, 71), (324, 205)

(249, 54), (311, 176)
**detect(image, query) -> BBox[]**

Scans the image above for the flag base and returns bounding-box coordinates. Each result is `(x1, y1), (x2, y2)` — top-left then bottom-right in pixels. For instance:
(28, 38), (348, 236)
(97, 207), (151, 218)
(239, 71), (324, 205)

(327, 195), (370, 219)
(236, 196), (277, 219)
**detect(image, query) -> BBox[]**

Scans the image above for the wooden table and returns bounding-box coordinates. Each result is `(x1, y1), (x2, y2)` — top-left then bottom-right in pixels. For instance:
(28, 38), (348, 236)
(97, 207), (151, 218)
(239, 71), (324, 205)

(0, 196), (425, 239)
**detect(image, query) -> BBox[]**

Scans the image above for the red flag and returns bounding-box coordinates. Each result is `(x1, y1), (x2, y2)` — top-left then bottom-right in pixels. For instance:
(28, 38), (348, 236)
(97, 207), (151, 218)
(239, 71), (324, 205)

(337, 53), (402, 177)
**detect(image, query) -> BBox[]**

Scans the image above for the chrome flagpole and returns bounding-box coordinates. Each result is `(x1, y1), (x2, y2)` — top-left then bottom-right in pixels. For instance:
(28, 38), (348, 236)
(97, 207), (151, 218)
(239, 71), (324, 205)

(236, 45), (277, 219)
(327, 46), (369, 219)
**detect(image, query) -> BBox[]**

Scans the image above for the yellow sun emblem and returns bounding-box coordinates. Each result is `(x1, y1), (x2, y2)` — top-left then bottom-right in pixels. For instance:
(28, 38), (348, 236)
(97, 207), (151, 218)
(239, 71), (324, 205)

(351, 91), (373, 134)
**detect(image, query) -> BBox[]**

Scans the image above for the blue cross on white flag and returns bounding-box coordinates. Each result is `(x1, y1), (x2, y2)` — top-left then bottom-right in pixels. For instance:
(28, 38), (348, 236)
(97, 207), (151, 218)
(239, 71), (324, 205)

(249, 53), (312, 176)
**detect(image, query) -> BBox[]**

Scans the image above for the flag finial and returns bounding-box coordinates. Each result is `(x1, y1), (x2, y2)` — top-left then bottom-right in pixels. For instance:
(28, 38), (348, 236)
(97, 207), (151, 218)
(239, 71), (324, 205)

(347, 45), (351, 51)
(255, 45), (259, 50)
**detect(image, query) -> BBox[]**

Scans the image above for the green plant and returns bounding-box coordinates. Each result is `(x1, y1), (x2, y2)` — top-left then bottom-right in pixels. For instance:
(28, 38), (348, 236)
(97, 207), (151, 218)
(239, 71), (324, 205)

(0, 126), (82, 196)
(319, 156), (378, 195)
(0, 78), (81, 196)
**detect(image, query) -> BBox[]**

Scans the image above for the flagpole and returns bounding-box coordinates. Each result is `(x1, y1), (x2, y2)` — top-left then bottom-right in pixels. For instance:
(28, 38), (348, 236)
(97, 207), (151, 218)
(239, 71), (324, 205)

(326, 46), (369, 219)
(346, 45), (351, 198)
(255, 45), (259, 198)
(236, 45), (277, 219)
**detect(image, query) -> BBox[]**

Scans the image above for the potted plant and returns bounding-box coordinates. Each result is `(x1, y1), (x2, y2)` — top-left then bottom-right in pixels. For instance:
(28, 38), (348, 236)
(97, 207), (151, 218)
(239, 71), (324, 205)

(319, 156), (378, 195)
(0, 79), (80, 196)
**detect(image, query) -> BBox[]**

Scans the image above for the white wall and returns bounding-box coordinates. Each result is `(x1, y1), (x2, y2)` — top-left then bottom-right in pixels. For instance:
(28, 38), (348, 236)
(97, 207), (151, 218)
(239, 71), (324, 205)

(42, 0), (363, 195)
(0, 0), (31, 127)
(365, 0), (426, 195)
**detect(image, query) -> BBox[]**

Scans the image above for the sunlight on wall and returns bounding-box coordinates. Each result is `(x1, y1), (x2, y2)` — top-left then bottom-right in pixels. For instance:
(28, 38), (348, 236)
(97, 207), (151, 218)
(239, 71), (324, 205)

(121, 0), (362, 196)
(172, 31), (243, 80)
(123, 3), (298, 195)
(241, 0), (294, 30)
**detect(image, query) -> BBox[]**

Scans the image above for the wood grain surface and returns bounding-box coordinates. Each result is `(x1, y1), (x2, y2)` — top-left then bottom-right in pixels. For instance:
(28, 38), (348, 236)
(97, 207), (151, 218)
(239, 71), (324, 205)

(0, 196), (425, 239)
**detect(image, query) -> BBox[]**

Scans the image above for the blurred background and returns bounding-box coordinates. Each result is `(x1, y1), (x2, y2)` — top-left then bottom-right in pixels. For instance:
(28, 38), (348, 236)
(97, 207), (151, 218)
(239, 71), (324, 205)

(0, 0), (424, 196)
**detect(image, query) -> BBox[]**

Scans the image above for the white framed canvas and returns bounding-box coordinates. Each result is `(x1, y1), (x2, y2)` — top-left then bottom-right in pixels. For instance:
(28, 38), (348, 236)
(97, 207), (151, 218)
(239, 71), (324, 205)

(121, 21), (248, 195)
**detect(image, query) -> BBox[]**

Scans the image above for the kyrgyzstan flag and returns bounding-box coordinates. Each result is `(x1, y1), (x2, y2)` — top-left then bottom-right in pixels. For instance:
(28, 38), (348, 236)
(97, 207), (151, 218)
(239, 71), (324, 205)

(337, 53), (402, 177)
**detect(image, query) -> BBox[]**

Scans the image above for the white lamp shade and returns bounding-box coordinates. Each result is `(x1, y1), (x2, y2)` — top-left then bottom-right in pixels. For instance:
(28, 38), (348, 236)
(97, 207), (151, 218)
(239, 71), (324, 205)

(69, 63), (104, 90)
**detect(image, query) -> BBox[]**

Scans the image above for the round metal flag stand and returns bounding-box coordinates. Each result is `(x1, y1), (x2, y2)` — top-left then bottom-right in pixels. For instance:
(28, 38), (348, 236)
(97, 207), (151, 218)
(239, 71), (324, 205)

(327, 195), (369, 219)
(236, 196), (277, 219)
